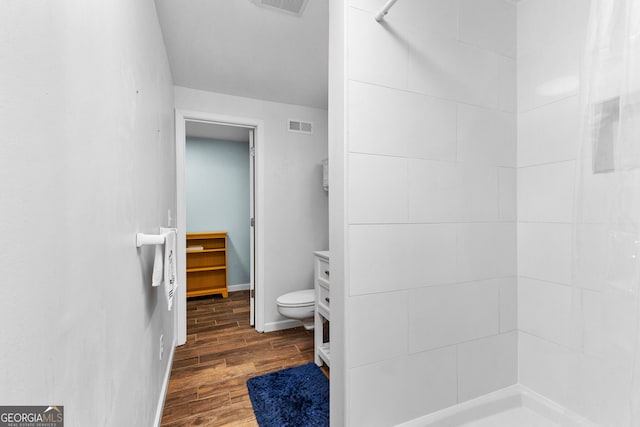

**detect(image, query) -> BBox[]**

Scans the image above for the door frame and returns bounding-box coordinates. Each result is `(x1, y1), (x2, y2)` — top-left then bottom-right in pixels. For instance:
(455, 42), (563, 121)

(174, 109), (266, 345)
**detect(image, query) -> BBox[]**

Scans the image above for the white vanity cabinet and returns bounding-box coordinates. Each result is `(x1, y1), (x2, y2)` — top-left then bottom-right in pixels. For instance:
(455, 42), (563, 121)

(314, 251), (330, 367)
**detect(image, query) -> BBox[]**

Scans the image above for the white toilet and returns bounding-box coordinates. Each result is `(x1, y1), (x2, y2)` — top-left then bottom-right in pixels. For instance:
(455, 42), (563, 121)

(276, 289), (315, 330)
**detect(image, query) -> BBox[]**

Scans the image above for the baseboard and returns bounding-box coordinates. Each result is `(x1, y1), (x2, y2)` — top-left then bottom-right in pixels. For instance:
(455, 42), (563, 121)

(263, 319), (303, 332)
(154, 336), (176, 427)
(229, 283), (250, 292)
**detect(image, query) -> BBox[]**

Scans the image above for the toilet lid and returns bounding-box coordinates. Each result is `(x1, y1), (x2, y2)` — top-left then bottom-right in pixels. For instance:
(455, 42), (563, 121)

(277, 289), (315, 307)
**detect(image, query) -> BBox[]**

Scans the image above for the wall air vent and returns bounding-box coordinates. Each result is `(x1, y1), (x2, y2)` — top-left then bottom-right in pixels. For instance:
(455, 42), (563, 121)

(288, 119), (313, 134)
(249, 0), (309, 17)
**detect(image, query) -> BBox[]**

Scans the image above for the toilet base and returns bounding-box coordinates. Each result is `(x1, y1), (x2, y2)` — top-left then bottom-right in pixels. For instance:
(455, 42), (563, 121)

(302, 321), (315, 331)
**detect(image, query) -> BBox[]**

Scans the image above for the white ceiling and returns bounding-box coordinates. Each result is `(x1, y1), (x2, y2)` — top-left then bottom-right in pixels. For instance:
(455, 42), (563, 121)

(155, 0), (329, 109)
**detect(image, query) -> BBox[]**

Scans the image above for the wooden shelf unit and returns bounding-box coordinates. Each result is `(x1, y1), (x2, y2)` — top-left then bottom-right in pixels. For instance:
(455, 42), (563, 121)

(186, 231), (228, 298)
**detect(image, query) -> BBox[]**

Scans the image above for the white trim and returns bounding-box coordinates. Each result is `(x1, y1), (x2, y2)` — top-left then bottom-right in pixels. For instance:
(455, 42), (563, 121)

(153, 337), (176, 427)
(263, 319), (305, 332)
(175, 109), (266, 345)
(394, 384), (598, 427)
(229, 283), (251, 292)
(249, 129), (256, 327)
(175, 113), (187, 345)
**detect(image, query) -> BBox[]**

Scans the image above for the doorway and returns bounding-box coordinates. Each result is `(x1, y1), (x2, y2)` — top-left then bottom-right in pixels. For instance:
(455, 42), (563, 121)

(175, 110), (266, 345)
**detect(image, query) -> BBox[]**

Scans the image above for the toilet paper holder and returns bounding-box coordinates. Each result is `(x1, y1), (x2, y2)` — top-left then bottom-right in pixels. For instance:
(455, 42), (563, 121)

(136, 233), (166, 248)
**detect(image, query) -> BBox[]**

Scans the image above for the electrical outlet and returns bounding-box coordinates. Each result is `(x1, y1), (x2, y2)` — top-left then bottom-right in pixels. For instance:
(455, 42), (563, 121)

(159, 334), (164, 361)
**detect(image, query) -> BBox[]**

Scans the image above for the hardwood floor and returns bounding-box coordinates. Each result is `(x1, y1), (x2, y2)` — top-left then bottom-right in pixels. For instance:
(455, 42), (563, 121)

(160, 290), (322, 426)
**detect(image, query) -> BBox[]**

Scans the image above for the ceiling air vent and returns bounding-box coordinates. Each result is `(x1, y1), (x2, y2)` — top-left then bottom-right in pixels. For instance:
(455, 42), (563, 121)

(288, 119), (313, 134)
(249, 0), (309, 17)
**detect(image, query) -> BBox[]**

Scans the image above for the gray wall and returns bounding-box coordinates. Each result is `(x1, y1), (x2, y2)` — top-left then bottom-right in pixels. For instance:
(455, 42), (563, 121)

(186, 137), (251, 286)
(0, 1), (176, 425)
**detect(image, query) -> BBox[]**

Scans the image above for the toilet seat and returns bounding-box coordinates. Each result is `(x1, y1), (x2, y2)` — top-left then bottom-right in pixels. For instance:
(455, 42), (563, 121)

(276, 289), (315, 307)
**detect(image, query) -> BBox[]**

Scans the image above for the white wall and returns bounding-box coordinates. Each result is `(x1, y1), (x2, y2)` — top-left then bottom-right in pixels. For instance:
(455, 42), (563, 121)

(0, 1), (175, 426)
(334, 1), (517, 425)
(175, 87), (329, 331)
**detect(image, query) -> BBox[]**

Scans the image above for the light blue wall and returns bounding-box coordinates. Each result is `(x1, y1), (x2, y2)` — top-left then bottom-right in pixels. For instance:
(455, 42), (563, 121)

(186, 137), (250, 286)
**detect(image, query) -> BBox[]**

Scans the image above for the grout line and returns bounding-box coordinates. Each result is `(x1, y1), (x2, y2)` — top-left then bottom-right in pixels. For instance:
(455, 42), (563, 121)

(348, 78), (515, 113)
(517, 93), (578, 115)
(518, 158), (577, 169)
(348, 220), (518, 226)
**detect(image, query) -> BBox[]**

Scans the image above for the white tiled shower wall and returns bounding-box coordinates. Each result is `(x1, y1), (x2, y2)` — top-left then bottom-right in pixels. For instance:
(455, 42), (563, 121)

(343, 1), (517, 425)
(516, 0), (585, 409)
(338, 0), (636, 425)
(516, 1), (634, 426)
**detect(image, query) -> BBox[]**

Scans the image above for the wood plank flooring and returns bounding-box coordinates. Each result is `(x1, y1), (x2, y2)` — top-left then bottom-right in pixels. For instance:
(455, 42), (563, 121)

(160, 290), (322, 426)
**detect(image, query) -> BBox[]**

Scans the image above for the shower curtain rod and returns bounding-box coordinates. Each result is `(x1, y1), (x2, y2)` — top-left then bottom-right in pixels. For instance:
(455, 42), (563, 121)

(375, 0), (399, 22)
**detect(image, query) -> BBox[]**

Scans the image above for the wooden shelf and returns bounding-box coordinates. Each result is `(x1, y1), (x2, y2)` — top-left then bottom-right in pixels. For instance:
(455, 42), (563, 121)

(186, 266), (227, 273)
(187, 248), (226, 253)
(186, 231), (228, 298)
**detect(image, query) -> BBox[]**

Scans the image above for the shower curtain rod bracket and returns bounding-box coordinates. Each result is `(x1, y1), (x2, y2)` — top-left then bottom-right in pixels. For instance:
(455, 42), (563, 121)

(375, 0), (399, 22)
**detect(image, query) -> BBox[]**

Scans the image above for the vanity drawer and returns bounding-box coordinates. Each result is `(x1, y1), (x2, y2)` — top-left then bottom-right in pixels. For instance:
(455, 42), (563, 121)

(317, 284), (330, 312)
(316, 257), (330, 284)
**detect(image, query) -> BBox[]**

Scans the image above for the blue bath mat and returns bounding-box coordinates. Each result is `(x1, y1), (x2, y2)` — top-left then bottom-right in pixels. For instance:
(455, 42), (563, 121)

(247, 363), (329, 427)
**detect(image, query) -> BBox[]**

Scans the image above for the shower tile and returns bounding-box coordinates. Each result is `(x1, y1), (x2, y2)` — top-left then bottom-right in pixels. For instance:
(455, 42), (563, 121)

(518, 223), (572, 285)
(403, 348), (459, 419)
(583, 289), (637, 362)
(498, 168), (516, 222)
(349, 223), (457, 295)
(350, 357), (407, 427)
(349, 348), (457, 426)
(518, 332), (572, 406)
(408, 281), (500, 353)
(498, 276), (517, 332)
(497, 56), (517, 113)
(406, 35), (459, 103)
(564, 350), (633, 427)
(457, 331), (517, 402)
(517, 35), (581, 112)
(456, 222), (517, 282)
(407, 34), (501, 108)
(459, 0), (516, 58)
(574, 224), (608, 291)
(517, 0), (589, 57)
(517, 161), (575, 223)
(582, 290), (603, 359)
(348, 6), (408, 89)
(348, 153), (408, 224)
(348, 81), (457, 161)
(517, 96), (580, 167)
(457, 104), (516, 167)
(518, 277), (573, 346)
(579, 164), (617, 224)
(456, 164), (500, 222)
(408, 158), (459, 223)
(349, 291), (409, 368)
